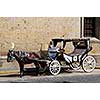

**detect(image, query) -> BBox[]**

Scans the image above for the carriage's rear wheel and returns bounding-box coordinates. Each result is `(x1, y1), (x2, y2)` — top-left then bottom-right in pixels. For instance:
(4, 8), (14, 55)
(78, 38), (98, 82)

(49, 60), (61, 75)
(82, 56), (96, 73)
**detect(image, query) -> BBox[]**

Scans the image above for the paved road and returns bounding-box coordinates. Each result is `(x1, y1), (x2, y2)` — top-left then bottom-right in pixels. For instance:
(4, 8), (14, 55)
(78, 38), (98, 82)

(0, 69), (100, 83)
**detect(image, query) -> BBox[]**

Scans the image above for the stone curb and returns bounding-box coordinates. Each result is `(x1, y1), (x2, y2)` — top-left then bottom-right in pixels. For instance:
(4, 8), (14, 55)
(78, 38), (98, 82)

(96, 66), (100, 69)
(0, 70), (19, 75)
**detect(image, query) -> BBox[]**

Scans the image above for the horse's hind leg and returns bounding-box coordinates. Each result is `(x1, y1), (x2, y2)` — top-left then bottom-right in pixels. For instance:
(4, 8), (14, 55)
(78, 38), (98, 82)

(36, 66), (39, 76)
(19, 64), (24, 78)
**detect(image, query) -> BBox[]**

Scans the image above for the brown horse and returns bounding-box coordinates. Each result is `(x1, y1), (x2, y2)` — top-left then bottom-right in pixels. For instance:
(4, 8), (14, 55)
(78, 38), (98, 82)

(7, 49), (46, 77)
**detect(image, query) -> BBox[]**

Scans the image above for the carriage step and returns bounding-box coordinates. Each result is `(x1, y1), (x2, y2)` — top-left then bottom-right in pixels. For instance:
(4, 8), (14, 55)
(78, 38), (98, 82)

(61, 65), (69, 68)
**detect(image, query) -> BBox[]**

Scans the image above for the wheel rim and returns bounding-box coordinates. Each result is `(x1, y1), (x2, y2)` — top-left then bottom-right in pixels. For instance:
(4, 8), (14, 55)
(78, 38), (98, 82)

(82, 56), (96, 72)
(49, 60), (61, 75)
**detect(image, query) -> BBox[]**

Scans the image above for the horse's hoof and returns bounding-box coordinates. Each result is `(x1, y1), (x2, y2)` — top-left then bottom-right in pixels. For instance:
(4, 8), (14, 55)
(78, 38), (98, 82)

(37, 74), (41, 76)
(20, 76), (22, 78)
(35, 73), (39, 76)
(20, 74), (23, 78)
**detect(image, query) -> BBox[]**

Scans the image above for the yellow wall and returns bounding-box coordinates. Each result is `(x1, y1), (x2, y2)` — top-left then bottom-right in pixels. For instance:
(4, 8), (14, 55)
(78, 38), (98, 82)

(0, 17), (80, 53)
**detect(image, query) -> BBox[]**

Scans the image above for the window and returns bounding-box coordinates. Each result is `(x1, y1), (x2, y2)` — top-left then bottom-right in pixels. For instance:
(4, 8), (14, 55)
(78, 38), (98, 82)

(84, 17), (95, 37)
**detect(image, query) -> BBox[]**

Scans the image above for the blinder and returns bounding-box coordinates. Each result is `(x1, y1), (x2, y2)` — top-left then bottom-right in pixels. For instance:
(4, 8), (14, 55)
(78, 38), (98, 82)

(7, 50), (15, 62)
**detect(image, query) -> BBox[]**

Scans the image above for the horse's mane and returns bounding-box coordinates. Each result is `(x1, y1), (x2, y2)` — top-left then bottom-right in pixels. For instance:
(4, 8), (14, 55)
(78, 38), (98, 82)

(14, 50), (40, 58)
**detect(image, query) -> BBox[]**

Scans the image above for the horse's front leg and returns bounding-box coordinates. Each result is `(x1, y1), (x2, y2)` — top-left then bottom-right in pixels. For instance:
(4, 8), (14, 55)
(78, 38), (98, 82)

(34, 62), (39, 76)
(36, 65), (39, 76)
(19, 64), (24, 78)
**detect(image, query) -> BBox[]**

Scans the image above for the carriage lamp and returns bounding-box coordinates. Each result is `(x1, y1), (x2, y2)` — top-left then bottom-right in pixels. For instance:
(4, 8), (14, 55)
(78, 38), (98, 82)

(73, 56), (77, 61)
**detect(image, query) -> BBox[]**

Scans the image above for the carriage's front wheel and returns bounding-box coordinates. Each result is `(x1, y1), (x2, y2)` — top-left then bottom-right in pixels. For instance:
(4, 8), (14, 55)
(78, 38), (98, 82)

(49, 60), (61, 75)
(82, 56), (96, 73)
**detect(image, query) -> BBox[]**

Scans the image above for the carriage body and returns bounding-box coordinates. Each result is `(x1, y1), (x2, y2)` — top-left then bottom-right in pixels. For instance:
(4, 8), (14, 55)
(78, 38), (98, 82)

(48, 38), (96, 75)
(48, 38), (92, 62)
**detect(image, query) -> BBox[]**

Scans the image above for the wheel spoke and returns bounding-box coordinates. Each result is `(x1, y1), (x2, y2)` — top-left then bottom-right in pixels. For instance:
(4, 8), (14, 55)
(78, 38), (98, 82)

(49, 60), (61, 75)
(82, 56), (96, 72)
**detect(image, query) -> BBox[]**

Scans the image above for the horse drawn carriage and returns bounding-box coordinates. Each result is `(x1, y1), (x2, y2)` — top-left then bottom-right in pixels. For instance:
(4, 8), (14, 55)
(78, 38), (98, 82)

(7, 38), (96, 77)
(48, 38), (96, 75)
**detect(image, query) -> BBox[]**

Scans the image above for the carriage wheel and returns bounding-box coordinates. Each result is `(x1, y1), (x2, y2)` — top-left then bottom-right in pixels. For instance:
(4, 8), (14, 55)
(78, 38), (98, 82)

(49, 60), (61, 75)
(82, 56), (96, 73)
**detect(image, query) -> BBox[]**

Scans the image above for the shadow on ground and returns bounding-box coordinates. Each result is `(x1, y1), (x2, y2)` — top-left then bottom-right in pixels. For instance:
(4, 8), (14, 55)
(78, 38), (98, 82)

(0, 68), (50, 77)
(0, 68), (84, 78)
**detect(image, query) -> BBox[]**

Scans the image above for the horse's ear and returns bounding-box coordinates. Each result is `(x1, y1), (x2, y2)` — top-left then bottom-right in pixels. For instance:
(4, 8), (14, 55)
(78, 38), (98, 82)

(9, 49), (12, 52)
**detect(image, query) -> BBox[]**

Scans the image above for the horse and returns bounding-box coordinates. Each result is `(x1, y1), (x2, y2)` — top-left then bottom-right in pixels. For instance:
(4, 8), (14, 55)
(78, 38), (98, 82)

(7, 43), (47, 77)
(7, 49), (42, 77)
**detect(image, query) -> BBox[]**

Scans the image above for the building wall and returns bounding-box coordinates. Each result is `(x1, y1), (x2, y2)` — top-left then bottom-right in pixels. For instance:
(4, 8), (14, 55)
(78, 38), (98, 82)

(0, 17), (80, 54)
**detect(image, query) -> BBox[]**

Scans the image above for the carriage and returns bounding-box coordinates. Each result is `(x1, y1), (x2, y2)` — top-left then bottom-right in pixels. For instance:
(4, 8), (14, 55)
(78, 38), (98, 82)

(7, 38), (96, 77)
(48, 38), (96, 75)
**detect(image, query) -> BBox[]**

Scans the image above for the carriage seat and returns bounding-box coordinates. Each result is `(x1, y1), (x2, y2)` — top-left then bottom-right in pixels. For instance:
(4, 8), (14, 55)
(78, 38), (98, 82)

(66, 46), (92, 57)
(67, 49), (87, 56)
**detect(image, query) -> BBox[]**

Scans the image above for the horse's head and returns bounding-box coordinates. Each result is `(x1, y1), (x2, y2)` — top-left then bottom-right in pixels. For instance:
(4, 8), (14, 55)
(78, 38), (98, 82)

(7, 50), (15, 62)
(7, 42), (15, 62)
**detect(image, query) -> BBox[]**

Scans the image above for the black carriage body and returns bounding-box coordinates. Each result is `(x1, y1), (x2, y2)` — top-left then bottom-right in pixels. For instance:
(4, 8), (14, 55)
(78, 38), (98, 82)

(48, 38), (96, 75)
(48, 38), (92, 63)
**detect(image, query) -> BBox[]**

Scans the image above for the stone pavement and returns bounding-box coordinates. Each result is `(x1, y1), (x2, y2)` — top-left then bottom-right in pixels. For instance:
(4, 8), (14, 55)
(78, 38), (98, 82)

(0, 69), (100, 83)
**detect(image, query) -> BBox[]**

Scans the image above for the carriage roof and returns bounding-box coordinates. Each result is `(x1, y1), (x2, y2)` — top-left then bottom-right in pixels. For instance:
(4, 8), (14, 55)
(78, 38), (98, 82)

(52, 38), (90, 42)
(51, 38), (91, 49)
